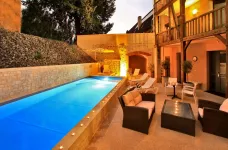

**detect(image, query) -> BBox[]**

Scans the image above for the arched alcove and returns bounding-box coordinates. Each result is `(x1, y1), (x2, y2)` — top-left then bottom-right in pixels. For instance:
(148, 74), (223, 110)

(129, 55), (147, 74)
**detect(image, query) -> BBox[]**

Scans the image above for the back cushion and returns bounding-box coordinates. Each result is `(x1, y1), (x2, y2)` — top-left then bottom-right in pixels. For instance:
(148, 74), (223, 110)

(122, 92), (135, 106)
(220, 99), (228, 113)
(131, 89), (142, 105)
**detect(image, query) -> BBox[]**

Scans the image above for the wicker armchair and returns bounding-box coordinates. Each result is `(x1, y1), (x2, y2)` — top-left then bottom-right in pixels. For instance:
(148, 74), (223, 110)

(119, 88), (156, 134)
(198, 99), (228, 138)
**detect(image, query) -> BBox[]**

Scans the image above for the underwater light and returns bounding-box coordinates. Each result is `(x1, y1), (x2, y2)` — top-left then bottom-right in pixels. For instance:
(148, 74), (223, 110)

(93, 84), (106, 88)
(103, 77), (109, 81)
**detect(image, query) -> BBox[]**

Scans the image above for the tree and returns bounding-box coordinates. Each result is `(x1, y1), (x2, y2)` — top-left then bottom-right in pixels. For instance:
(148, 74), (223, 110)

(21, 0), (116, 42)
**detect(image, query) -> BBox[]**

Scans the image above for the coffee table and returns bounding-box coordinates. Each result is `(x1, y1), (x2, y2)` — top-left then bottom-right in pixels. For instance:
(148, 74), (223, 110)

(161, 100), (195, 136)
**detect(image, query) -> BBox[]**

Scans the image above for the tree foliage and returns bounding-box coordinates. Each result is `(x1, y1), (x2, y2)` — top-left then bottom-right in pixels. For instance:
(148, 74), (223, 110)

(21, 0), (116, 41)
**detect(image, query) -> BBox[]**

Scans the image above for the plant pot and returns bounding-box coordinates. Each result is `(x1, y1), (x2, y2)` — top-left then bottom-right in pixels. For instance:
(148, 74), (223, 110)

(162, 76), (169, 87)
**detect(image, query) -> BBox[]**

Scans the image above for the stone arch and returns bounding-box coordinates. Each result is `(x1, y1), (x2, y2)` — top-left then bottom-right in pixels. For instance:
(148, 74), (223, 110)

(129, 55), (147, 74)
(127, 51), (151, 56)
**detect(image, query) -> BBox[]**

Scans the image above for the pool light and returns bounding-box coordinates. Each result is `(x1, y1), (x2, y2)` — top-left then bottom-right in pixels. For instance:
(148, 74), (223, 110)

(103, 77), (109, 81)
(71, 132), (75, 136)
(93, 110), (95, 113)
(59, 145), (64, 149)
(80, 123), (84, 127)
(87, 116), (90, 119)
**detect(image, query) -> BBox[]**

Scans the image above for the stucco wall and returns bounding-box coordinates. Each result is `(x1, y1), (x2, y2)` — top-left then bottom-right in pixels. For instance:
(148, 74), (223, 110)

(162, 37), (226, 90)
(0, 63), (99, 103)
(77, 33), (155, 76)
(0, 0), (21, 32)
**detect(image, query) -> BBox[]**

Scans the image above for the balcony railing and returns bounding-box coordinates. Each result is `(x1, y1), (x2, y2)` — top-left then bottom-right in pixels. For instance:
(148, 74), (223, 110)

(156, 6), (226, 45)
(156, 27), (179, 45)
(185, 6), (226, 37)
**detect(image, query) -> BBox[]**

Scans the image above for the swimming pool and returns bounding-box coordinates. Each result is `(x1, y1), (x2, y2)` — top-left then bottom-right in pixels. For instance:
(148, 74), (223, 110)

(0, 76), (121, 150)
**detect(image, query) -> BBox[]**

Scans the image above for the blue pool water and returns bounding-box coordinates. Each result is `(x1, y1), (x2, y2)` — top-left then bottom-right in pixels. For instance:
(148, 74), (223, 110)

(0, 76), (121, 150)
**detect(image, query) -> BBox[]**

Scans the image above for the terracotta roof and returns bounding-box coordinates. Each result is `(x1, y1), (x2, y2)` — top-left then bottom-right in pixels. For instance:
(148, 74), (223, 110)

(126, 10), (153, 33)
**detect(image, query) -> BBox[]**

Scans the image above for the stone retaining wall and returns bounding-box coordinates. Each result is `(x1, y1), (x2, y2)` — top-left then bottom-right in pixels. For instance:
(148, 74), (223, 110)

(0, 63), (98, 103)
(0, 28), (95, 68)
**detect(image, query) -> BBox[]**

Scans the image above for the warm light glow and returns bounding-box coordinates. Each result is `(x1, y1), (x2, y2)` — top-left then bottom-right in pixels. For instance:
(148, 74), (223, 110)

(59, 146), (64, 149)
(119, 47), (128, 77)
(192, 9), (198, 15)
(71, 132), (75, 136)
(120, 62), (127, 76)
(102, 49), (114, 53)
(185, 0), (199, 7)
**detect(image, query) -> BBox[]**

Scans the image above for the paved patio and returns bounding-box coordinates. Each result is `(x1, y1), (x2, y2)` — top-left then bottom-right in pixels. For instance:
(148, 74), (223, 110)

(87, 84), (228, 150)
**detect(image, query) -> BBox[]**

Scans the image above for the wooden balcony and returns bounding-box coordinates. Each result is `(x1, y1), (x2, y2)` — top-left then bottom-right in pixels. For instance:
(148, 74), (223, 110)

(156, 6), (226, 46)
(154, 0), (177, 15)
(156, 27), (180, 46)
(184, 6), (226, 41)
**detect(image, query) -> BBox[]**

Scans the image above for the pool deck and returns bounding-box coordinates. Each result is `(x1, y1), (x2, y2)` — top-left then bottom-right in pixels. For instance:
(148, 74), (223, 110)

(87, 84), (228, 150)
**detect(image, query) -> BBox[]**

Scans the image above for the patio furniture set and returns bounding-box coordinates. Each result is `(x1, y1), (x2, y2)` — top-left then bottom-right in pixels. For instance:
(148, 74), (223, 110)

(118, 70), (228, 138)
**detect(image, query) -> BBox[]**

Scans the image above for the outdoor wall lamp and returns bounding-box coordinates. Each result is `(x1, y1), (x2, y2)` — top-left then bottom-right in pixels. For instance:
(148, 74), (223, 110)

(192, 9), (198, 15)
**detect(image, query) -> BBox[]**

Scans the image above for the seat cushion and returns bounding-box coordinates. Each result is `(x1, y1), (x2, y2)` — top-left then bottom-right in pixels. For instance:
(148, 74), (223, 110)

(136, 101), (155, 119)
(220, 99), (228, 113)
(131, 89), (142, 105)
(122, 92), (135, 106)
(198, 108), (204, 118)
(148, 109), (152, 119)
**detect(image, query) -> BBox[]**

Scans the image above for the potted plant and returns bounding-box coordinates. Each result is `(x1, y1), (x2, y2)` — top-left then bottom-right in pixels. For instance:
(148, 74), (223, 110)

(182, 60), (193, 82)
(161, 60), (170, 77)
(161, 60), (170, 86)
(148, 63), (155, 77)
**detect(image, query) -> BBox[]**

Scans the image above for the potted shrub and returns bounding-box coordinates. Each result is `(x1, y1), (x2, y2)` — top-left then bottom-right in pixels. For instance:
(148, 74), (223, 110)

(148, 63), (155, 77)
(161, 60), (170, 86)
(182, 60), (193, 82)
(161, 60), (170, 77)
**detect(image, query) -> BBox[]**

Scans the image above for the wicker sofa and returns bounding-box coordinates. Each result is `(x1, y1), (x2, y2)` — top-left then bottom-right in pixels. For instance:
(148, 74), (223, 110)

(119, 88), (156, 134)
(198, 99), (228, 138)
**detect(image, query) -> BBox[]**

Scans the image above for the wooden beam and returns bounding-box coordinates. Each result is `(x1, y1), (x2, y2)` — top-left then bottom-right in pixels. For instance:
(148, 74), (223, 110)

(181, 41), (187, 82)
(183, 27), (226, 41)
(156, 46), (162, 82)
(170, 5), (178, 29)
(180, 0), (186, 83)
(155, 0), (178, 15)
(215, 34), (226, 46)
(184, 40), (192, 51)
(225, 0), (228, 97)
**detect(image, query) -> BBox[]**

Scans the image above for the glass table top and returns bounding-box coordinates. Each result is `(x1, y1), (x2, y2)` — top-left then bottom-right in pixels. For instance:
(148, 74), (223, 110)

(162, 100), (195, 120)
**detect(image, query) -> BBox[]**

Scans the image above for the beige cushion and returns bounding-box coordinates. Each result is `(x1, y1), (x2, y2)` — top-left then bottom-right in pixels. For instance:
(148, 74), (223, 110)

(148, 109), (152, 119)
(219, 99), (228, 113)
(137, 101), (155, 109)
(122, 92), (135, 106)
(136, 101), (155, 119)
(131, 89), (142, 105)
(198, 108), (204, 118)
